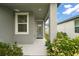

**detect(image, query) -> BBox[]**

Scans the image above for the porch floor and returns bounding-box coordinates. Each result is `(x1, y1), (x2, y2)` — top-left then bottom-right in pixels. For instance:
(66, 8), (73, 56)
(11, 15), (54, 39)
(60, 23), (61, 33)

(19, 39), (47, 56)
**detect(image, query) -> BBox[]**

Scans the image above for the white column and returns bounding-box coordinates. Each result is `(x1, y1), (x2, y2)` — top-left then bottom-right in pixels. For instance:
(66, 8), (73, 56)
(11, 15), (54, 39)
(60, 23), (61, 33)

(49, 3), (57, 43)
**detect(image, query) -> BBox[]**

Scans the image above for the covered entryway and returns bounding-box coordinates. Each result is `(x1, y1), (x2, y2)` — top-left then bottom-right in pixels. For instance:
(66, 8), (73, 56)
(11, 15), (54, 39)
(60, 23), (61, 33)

(0, 3), (57, 55)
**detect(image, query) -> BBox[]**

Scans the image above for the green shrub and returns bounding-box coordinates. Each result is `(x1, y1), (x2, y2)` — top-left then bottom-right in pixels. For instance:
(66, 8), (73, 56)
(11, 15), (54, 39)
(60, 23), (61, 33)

(45, 32), (79, 56)
(57, 32), (69, 39)
(45, 33), (52, 55)
(45, 33), (50, 46)
(0, 42), (23, 56)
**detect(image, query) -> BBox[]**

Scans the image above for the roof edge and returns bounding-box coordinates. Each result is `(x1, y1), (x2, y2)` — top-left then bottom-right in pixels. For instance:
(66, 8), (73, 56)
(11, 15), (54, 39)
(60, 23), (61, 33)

(58, 15), (79, 25)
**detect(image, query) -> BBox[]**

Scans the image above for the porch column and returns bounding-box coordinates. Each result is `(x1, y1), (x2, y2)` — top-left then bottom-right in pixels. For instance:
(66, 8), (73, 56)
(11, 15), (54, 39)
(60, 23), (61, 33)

(49, 3), (57, 43)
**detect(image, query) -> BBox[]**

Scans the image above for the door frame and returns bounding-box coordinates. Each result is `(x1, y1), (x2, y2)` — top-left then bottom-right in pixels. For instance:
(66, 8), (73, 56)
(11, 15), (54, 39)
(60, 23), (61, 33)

(35, 20), (44, 39)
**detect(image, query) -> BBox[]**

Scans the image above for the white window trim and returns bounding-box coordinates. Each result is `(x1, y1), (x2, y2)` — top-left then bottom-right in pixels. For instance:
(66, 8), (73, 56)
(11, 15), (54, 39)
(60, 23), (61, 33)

(15, 12), (29, 34)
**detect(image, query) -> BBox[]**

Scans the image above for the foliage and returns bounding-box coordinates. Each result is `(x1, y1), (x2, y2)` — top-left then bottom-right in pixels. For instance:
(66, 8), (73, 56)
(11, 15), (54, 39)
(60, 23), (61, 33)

(45, 33), (50, 46)
(45, 33), (52, 55)
(0, 42), (23, 56)
(56, 32), (69, 39)
(45, 32), (79, 56)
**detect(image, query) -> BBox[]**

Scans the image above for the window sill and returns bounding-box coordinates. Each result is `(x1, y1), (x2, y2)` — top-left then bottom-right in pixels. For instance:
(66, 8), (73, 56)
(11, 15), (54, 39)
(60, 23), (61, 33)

(15, 32), (29, 35)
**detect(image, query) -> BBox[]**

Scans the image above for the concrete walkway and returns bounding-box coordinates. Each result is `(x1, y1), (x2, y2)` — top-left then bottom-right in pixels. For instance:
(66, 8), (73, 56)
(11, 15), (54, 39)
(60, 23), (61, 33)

(19, 39), (47, 56)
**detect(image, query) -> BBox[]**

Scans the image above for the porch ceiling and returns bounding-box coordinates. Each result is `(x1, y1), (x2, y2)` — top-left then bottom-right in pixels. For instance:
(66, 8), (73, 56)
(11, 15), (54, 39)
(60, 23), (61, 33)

(0, 3), (49, 20)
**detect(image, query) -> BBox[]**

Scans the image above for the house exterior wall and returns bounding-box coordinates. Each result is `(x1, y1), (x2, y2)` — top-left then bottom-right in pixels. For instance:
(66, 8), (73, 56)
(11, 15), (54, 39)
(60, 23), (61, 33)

(14, 12), (37, 44)
(0, 7), (14, 43)
(0, 7), (37, 44)
(57, 19), (79, 38)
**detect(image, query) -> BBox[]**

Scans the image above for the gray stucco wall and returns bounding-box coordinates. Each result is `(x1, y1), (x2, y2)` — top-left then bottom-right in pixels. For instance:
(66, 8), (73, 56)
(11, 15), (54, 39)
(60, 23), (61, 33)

(14, 12), (37, 44)
(0, 6), (37, 44)
(0, 7), (14, 43)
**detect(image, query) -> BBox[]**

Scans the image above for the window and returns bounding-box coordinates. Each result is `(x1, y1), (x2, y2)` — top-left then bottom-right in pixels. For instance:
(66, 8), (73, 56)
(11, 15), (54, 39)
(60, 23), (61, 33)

(75, 19), (79, 33)
(15, 12), (29, 34)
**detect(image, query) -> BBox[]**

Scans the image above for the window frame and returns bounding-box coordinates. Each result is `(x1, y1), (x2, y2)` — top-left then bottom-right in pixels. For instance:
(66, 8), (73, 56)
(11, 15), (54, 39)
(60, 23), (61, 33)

(15, 12), (29, 34)
(75, 19), (79, 33)
(75, 27), (79, 33)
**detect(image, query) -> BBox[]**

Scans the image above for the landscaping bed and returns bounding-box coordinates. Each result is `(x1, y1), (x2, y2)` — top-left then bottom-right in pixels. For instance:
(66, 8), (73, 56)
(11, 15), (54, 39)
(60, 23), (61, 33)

(45, 32), (79, 56)
(0, 42), (23, 56)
